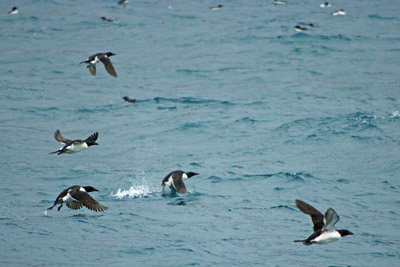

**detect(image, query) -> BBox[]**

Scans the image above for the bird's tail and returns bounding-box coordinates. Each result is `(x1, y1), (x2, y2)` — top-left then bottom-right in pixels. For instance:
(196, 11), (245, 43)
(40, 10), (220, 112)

(49, 150), (59, 155)
(47, 203), (57, 210)
(294, 239), (305, 243)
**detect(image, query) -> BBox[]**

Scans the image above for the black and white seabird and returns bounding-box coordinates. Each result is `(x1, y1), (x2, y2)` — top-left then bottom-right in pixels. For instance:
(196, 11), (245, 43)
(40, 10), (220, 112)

(209, 5), (223, 10)
(332, 9), (346, 16)
(50, 130), (99, 155)
(161, 170), (199, 194)
(320, 2), (331, 8)
(294, 199), (353, 245)
(118, 0), (128, 5)
(122, 96), (137, 103)
(101, 16), (115, 22)
(273, 0), (287, 5)
(47, 185), (108, 212)
(8, 6), (18, 14)
(294, 25), (308, 32)
(80, 52), (118, 77)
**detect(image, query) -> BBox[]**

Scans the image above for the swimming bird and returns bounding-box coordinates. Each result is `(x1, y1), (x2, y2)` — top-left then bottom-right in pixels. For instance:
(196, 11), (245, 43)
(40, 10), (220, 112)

(50, 130), (99, 155)
(47, 185), (108, 212)
(294, 199), (353, 245)
(294, 25), (308, 32)
(8, 7), (18, 14)
(80, 52), (118, 77)
(122, 96), (137, 103)
(118, 0), (128, 5)
(209, 5), (223, 10)
(273, 0), (287, 5)
(332, 9), (346, 16)
(101, 16), (115, 22)
(161, 170), (199, 194)
(320, 2), (331, 8)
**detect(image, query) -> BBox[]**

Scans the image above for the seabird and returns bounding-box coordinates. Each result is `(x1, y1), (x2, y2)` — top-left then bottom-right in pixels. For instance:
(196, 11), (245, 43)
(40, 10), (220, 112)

(332, 9), (346, 16)
(118, 0), (128, 5)
(294, 25), (308, 32)
(47, 185), (108, 212)
(294, 199), (353, 245)
(50, 130), (99, 155)
(80, 52), (118, 77)
(8, 7), (18, 14)
(209, 5), (223, 10)
(161, 170), (199, 194)
(101, 16), (115, 22)
(273, 0), (287, 5)
(122, 96), (137, 103)
(320, 2), (331, 8)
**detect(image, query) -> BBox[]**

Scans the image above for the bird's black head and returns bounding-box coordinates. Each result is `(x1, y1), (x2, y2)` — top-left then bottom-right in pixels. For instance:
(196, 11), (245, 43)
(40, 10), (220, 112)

(87, 141), (99, 146)
(106, 52), (116, 57)
(338, 229), (353, 237)
(83, 186), (99, 192)
(186, 172), (199, 178)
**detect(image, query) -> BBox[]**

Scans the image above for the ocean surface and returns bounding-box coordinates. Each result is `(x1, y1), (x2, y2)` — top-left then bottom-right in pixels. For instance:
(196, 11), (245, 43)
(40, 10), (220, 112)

(1, 0), (399, 266)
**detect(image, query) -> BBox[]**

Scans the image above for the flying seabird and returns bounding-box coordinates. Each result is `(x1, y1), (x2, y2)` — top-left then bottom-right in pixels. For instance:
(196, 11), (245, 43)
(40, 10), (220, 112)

(161, 170), (199, 194)
(80, 52), (118, 77)
(47, 185), (108, 212)
(294, 199), (353, 245)
(50, 130), (99, 155)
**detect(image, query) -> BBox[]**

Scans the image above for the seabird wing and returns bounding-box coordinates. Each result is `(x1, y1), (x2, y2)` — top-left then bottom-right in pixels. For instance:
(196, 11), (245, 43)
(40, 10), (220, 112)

(99, 56), (117, 77)
(66, 201), (83, 210)
(87, 64), (96, 76)
(172, 174), (187, 194)
(70, 191), (108, 212)
(54, 130), (72, 144)
(296, 199), (325, 231)
(85, 132), (98, 142)
(322, 208), (340, 231)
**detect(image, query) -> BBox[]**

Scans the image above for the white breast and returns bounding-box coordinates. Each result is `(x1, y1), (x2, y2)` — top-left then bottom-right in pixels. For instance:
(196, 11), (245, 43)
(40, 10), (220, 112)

(66, 142), (88, 153)
(164, 176), (174, 187)
(312, 231), (341, 244)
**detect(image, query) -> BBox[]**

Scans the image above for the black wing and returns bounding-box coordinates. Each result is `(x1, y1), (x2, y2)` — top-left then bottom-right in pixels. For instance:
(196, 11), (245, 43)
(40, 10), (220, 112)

(54, 130), (72, 144)
(87, 64), (96, 76)
(99, 56), (117, 77)
(70, 191), (108, 212)
(85, 132), (98, 142)
(296, 199), (325, 231)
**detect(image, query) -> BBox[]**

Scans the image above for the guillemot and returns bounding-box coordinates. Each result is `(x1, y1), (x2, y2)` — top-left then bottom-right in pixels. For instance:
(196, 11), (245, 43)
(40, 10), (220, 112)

(122, 96), (137, 103)
(294, 199), (353, 245)
(294, 25), (308, 32)
(80, 52), (118, 77)
(332, 9), (346, 16)
(8, 7), (18, 14)
(273, 0), (287, 5)
(118, 0), (128, 5)
(47, 185), (108, 212)
(161, 170), (199, 194)
(50, 130), (98, 155)
(209, 5), (223, 10)
(320, 2), (331, 8)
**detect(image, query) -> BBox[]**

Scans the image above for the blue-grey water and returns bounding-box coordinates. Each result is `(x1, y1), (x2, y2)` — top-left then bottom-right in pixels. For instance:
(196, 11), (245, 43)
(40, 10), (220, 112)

(1, 0), (400, 266)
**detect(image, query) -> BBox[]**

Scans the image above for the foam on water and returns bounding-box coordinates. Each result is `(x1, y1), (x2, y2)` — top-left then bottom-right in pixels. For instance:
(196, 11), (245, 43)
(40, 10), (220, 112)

(112, 178), (154, 199)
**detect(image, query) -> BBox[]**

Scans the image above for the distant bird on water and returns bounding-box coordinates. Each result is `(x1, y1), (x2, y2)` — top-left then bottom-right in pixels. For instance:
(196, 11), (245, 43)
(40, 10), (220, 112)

(123, 96), (137, 103)
(50, 130), (99, 155)
(101, 16), (115, 22)
(47, 185), (108, 212)
(80, 52), (118, 77)
(8, 6), (18, 14)
(294, 25), (308, 32)
(118, 0), (128, 5)
(320, 2), (331, 8)
(273, 0), (287, 5)
(294, 199), (353, 245)
(209, 5), (223, 10)
(332, 9), (346, 16)
(161, 170), (199, 194)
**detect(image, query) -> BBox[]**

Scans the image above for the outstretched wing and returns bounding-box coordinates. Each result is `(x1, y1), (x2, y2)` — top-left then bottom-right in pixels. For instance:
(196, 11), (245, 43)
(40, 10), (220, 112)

(99, 57), (117, 77)
(296, 199), (325, 231)
(70, 191), (108, 212)
(85, 132), (98, 142)
(54, 130), (72, 144)
(322, 208), (340, 231)
(172, 173), (187, 194)
(66, 201), (83, 210)
(87, 64), (96, 76)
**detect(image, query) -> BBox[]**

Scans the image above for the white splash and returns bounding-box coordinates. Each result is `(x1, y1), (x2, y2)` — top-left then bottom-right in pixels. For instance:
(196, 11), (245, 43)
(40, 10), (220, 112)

(112, 175), (153, 199)
(390, 110), (400, 118)
(43, 210), (48, 216)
